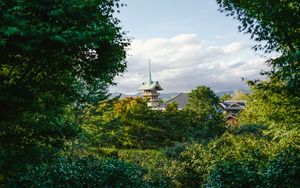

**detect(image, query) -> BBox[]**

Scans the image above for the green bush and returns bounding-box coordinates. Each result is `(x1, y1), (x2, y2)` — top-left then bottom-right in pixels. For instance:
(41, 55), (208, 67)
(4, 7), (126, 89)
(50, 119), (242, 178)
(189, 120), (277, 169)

(6, 156), (148, 188)
(166, 144), (213, 188)
(81, 97), (193, 150)
(235, 124), (267, 137)
(163, 142), (187, 159)
(117, 149), (173, 188)
(262, 146), (300, 188)
(77, 147), (174, 187)
(206, 160), (261, 188)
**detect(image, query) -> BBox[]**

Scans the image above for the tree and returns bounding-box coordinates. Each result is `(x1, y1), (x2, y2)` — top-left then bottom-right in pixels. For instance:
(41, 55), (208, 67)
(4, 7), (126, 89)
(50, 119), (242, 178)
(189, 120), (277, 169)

(185, 86), (225, 140)
(165, 102), (179, 112)
(216, 0), (300, 94)
(8, 156), (148, 188)
(219, 93), (231, 102)
(80, 98), (122, 148)
(72, 79), (111, 125)
(81, 97), (192, 149)
(0, 0), (128, 178)
(239, 81), (300, 133)
(231, 90), (247, 100)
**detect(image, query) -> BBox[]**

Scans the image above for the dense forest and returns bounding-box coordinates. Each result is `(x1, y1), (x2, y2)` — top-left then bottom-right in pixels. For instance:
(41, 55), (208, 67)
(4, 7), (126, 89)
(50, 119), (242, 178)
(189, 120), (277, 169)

(0, 0), (299, 187)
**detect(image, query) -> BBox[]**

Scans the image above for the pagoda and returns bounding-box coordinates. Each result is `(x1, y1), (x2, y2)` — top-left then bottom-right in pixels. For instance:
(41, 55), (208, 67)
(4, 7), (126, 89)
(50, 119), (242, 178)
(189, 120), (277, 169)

(138, 60), (163, 107)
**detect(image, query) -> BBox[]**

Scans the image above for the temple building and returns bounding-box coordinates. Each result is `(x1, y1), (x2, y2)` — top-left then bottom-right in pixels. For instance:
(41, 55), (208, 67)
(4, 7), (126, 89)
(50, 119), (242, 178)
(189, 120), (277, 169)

(138, 61), (163, 107)
(158, 93), (189, 110)
(219, 100), (246, 116)
(219, 100), (246, 125)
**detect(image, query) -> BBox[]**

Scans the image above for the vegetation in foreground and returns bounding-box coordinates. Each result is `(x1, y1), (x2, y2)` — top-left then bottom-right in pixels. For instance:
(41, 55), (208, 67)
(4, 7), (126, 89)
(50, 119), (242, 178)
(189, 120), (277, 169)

(1, 0), (299, 187)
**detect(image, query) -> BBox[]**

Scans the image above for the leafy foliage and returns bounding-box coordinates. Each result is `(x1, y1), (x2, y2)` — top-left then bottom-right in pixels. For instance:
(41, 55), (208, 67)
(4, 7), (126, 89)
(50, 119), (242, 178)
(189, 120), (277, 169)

(6, 156), (148, 188)
(263, 146), (300, 188)
(167, 143), (213, 188)
(231, 90), (248, 100)
(239, 82), (300, 132)
(167, 130), (300, 187)
(1, 1), (299, 187)
(185, 86), (225, 140)
(216, 0), (300, 53)
(219, 93), (231, 102)
(116, 149), (173, 188)
(211, 2), (300, 185)
(0, 0), (128, 178)
(81, 97), (192, 149)
(207, 160), (261, 188)
(216, 0), (300, 94)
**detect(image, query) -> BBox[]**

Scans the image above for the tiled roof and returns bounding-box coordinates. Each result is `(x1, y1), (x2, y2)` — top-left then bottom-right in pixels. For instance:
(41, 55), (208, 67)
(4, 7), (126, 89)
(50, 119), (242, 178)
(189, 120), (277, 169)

(159, 93), (189, 109)
(219, 100), (246, 111)
(138, 81), (163, 90)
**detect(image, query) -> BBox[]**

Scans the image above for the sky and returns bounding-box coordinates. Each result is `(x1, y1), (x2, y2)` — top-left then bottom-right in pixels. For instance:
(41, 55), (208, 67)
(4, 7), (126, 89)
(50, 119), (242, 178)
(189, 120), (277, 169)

(109, 0), (269, 94)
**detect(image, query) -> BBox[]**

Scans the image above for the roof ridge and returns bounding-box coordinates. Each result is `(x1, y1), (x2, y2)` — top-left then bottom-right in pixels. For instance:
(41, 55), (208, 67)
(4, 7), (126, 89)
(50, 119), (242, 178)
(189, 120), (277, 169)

(164, 92), (184, 104)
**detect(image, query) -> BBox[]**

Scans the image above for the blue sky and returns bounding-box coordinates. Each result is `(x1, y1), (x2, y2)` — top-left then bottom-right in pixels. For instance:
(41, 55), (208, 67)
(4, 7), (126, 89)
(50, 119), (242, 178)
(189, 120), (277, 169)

(119, 0), (243, 41)
(110, 0), (268, 94)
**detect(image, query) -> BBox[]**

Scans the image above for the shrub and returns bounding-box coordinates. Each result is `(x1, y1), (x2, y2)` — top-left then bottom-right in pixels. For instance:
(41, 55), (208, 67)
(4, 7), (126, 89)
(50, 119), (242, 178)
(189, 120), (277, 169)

(236, 124), (267, 137)
(206, 160), (261, 188)
(163, 142), (187, 159)
(79, 148), (174, 188)
(167, 144), (213, 188)
(262, 146), (300, 188)
(6, 156), (148, 188)
(118, 149), (173, 188)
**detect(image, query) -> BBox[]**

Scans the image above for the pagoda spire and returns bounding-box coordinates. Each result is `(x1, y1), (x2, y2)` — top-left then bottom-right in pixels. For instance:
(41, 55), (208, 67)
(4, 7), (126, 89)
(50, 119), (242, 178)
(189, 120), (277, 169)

(148, 59), (152, 84)
(138, 59), (163, 107)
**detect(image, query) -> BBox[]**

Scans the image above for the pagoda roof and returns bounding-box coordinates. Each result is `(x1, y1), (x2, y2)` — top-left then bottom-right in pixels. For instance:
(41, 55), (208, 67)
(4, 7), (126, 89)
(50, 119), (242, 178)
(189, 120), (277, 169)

(219, 100), (246, 111)
(138, 81), (163, 90)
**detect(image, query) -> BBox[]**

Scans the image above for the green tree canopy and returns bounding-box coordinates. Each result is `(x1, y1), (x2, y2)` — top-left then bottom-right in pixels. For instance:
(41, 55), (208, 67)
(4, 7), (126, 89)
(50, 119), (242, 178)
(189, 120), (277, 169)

(0, 0), (128, 177)
(216, 0), (300, 94)
(219, 93), (231, 102)
(231, 90), (248, 100)
(239, 81), (300, 134)
(185, 86), (225, 140)
(81, 97), (192, 149)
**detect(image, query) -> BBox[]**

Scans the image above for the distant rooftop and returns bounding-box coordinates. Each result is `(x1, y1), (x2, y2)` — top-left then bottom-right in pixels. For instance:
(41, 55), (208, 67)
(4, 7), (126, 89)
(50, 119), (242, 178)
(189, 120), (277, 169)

(219, 100), (246, 112)
(139, 81), (163, 91)
(158, 93), (189, 110)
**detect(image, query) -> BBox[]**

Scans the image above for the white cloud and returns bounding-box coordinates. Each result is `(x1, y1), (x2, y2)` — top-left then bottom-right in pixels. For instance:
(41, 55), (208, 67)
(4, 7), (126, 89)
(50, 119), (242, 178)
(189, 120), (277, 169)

(110, 34), (268, 94)
(214, 35), (223, 39)
(223, 42), (248, 54)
